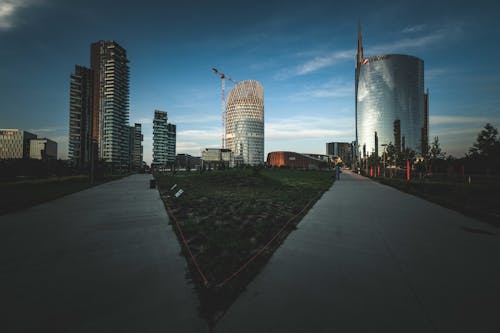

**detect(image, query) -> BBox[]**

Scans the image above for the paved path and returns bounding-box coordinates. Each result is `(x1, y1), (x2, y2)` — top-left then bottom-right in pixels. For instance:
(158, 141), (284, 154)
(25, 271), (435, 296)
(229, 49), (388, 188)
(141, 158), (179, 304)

(0, 175), (205, 333)
(217, 170), (500, 333)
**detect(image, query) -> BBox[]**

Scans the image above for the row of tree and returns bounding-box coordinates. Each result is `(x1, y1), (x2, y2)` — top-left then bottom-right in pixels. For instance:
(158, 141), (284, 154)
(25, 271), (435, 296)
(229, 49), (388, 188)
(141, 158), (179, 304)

(365, 123), (500, 175)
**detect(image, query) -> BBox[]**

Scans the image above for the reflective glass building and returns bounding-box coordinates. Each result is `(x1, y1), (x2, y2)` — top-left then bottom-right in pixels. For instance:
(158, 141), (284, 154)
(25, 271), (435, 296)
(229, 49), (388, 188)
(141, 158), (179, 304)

(226, 80), (264, 165)
(355, 22), (428, 159)
(357, 54), (424, 156)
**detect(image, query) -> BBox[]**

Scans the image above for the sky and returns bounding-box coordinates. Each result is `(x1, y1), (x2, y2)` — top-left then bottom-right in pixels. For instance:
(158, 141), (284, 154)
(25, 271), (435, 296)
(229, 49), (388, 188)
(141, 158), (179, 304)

(0, 0), (499, 164)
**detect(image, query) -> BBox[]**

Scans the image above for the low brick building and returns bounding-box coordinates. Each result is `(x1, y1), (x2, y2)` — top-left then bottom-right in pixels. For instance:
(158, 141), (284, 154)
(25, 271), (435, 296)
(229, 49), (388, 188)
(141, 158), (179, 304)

(267, 151), (330, 169)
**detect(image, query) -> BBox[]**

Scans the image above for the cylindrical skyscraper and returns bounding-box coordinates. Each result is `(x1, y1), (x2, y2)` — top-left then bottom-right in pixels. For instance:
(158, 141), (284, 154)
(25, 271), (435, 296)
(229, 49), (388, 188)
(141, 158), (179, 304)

(356, 54), (425, 156)
(225, 80), (264, 166)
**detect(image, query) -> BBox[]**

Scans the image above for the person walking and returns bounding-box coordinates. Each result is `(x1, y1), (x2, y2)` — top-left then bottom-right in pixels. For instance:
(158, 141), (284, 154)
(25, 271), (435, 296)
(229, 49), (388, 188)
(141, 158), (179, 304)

(335, 164), (341, 180)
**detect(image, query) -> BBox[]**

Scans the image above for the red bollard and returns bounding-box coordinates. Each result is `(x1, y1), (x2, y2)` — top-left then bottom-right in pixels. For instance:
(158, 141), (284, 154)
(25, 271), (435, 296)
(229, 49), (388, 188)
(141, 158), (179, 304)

(370, 167), (373, 177)
(406, 160), (411, 181)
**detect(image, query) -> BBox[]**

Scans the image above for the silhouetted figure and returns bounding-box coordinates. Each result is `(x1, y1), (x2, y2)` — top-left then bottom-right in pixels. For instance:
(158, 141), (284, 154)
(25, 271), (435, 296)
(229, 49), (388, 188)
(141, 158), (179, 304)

(335, 165), (341, 180)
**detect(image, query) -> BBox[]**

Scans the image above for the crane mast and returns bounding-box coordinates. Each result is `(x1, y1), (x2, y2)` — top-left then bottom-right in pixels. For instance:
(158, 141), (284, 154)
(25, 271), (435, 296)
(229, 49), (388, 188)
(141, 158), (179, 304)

(212, 67), (236, 149)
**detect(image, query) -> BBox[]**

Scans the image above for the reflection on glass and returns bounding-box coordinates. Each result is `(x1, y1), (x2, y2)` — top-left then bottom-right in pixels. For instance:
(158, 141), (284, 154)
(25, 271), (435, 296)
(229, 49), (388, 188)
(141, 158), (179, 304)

(357, 54), (424, 156)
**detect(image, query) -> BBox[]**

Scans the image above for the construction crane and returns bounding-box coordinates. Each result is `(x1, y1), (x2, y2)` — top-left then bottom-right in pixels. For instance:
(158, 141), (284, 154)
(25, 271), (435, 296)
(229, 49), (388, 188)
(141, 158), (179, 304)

(212, 67), (237, 149)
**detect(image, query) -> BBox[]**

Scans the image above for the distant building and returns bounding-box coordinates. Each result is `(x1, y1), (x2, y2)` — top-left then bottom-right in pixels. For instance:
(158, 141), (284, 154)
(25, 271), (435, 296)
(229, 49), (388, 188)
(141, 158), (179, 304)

(152, 110), (176, 168)
(167, 123), (176, 164)
(176, 153), (201, 170)
(201, 148), (232, 169)
(69, 65), (93, 168)
(0, 129), (37, 159)
(267, 151), (330, 169)
(129, 123), (143, 170)
(226, 80), (264, 166)
(29, 138), (57, 160)
(326, 142), (353, 165)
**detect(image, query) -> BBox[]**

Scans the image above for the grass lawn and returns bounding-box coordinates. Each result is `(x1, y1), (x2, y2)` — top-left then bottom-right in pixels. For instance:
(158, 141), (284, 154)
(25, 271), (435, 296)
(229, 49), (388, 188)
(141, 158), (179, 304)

(0, 174), (128, 216)
(376, 176), (500, 227)
(155, 167), (334, 323)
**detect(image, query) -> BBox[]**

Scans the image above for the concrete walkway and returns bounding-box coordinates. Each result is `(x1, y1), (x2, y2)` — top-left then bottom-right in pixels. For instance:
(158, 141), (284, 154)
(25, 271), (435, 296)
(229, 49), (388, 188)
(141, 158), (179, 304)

(216, 170), (500, 332)
(0, 174), (205, 333)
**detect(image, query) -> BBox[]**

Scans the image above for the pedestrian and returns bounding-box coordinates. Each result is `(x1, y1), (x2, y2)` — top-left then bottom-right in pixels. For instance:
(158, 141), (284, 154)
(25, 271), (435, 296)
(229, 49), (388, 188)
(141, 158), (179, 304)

(335, 164), (341, 180)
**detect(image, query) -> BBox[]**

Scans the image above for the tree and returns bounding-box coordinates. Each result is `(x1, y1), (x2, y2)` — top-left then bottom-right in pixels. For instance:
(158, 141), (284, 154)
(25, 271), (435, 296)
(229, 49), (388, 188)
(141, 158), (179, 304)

(467, 123), (500, 174)
(400, 147), (416, 163)
(384, 142), (396, 166)
(468, 123), (499, 158)
(427, 137), (447, 173)
(429, 136), (446, 160)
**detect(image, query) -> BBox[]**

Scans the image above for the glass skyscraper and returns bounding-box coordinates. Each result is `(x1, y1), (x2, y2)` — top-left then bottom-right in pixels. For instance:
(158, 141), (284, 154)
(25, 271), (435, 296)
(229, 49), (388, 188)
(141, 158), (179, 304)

(355, 23), (428, 158)
(225, 80), (264, 166)
(357, 54), (424, 156)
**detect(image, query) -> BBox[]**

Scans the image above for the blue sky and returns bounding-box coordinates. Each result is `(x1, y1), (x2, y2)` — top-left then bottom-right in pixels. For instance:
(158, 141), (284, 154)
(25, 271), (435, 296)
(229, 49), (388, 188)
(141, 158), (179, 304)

(0, 0), (499, 163)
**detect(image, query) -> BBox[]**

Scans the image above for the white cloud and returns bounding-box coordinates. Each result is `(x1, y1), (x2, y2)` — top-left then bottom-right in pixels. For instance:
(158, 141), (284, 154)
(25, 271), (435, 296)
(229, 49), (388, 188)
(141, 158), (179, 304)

(177, 128), (221, 141)
(266, 115), (353, 141)
(171, 114), (219, 124)
(276, 23), (461, 79)
(28, 126), (65, 133)
(430, 115), (500, 126)
(289, 79), (353, 100)
(426, 68), (448, 81)
(402, 24), (427, 34)
(369, 29), (451, 55)
(0, 0), (41, 30)
(275, 49), (355, 80)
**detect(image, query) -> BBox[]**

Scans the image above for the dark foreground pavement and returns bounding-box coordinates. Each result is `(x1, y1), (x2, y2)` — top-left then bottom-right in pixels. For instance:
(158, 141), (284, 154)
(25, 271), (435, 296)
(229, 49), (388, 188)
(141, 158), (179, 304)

(216, 171), (500, 333)
(0, 174), (205, 332)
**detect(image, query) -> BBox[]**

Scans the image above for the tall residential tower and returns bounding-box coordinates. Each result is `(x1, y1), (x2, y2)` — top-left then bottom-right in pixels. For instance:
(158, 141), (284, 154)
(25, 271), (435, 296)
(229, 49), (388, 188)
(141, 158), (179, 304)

(69, 41), (130, 169)
(152, 110), (176, 168)
(69, 65), (93, 168)
(91, 41), (130, 167)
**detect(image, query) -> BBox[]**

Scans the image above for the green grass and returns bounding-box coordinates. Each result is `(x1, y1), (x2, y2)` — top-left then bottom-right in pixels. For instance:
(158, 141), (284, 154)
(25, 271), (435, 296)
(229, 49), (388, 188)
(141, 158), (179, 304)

(155, 167), (334, 323)
(0, 174), (128, 216)
(376, 176), (500, 226)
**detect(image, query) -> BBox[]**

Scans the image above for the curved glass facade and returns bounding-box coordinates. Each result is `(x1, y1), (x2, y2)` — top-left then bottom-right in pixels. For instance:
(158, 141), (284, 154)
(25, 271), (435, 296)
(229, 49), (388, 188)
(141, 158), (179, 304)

(356, 54), (424, 156)
(226, 80), (264, 165)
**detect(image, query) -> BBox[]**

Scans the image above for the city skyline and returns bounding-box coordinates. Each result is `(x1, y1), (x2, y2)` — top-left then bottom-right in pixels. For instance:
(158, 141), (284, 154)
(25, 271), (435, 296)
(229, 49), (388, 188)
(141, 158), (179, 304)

(1, 0), (499, 164)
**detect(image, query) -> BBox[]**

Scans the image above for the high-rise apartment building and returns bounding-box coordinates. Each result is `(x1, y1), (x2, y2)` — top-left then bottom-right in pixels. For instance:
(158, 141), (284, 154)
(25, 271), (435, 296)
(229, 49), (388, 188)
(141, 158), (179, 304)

(69, 41), (130, 169)
(225, 80), (264, 166)
(69, 65), (93, 168)
(167, 123), (176, 164)
(91, 41), (130, 167)
(152, 110), (176, 167)
(355, 23), (428, 158)
(128, 123), (143, 170)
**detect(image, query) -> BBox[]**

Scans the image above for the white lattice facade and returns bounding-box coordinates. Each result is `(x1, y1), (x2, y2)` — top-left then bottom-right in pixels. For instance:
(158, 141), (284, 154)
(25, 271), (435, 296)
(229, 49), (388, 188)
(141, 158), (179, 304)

(225, 80), (264, 166)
